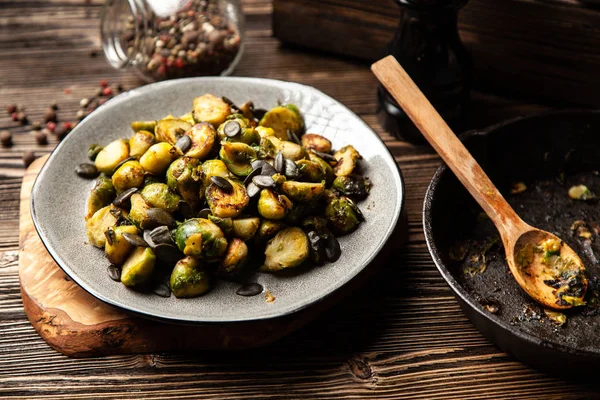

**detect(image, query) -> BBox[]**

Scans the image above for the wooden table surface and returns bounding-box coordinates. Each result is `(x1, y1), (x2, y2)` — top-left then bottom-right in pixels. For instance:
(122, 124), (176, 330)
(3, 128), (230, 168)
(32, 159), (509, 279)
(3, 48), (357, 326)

(1, 0), (599, 398)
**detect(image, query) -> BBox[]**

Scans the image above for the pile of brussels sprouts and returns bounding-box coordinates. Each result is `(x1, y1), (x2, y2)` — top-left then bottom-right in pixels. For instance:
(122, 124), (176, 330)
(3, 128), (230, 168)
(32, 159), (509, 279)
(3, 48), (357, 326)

(83, 93), (371, 298)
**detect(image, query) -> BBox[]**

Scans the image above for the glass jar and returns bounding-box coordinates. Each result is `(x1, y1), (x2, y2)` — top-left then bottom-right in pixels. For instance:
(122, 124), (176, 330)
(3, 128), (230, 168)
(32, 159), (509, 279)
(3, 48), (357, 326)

(101, 0), (245, 82)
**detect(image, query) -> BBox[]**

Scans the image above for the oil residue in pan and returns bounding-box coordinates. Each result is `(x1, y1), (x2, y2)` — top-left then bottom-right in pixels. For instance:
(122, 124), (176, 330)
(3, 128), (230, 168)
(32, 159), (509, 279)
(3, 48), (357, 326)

(450, 171), (600, 352)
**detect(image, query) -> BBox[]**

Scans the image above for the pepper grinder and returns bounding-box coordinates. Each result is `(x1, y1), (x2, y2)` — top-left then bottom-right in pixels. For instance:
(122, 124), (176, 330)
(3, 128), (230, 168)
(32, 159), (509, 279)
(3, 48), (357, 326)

(377, 0), (472, 144)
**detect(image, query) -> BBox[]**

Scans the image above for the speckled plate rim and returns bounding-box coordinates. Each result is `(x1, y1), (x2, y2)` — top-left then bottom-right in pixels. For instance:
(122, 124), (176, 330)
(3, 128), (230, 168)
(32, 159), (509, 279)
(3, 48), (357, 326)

(30, 76), (405, 325)
(423, 109), (600, 359)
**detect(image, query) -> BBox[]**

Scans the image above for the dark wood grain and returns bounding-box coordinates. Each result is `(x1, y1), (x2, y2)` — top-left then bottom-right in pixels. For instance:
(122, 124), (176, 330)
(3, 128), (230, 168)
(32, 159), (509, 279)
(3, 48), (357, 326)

(273, 0), (600, 108)
(1, 0), (600, 398)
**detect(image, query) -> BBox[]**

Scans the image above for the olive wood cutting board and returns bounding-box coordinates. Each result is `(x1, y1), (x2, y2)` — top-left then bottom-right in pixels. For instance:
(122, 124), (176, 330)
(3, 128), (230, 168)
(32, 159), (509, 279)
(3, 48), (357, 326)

(19, 155), (406, 357)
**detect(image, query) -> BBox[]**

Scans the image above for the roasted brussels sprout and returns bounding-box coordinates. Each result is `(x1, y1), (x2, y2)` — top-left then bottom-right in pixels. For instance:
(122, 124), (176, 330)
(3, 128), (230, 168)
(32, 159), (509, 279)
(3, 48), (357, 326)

(155, 118), (192, 145)
(140, 142), (180, 175)
(129, 130), (155, 159)
(112, 160), (145, 193)
(333, 145), (361, 176)
(86, 205), (120, 247)
(217, 115), (260, 145)
(174, 218), (228, 259)
(308, 152), (334, 186)
(219, 141), (256, 177)
(206, 178), (249, 218)
(325, 196), (361, 235)
(296, 159), (325, 182)
(231, 217), (261, 241)
(256, 219), (286, 242)
(259, 104), (304, 140)
(129, 193), (153, 229)
(279, 140), (308, 161)
(170, 256), (211, 298)
(256, 126), (275, 139)
(208, 215), (233, 234)
(216, 238), (248, 278)
(94, 139), (130, 174)
(193, 93), (231, 126)
(258, 136), (281, 159)
(184, 122), (216, 159)
(140, 183), (180, 213)
(86, 175), (116, 220)
(166, 157), (202, 209)
(257, 189), (293, 220)
(105, 225), (139, 265)
(201, 159), (229, 184)
(131, 120), (157, 132)
(281, 181), (325, 202)
(121, 247), (156, 287)
(301, 133), (332, 154)
(332, 174), (371, 199)
(262, 227), (309, 271)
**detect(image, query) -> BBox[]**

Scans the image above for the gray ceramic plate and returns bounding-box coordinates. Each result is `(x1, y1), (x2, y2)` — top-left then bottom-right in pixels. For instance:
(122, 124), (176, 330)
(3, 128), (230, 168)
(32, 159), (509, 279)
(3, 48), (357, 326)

(31, 77), (404, 324)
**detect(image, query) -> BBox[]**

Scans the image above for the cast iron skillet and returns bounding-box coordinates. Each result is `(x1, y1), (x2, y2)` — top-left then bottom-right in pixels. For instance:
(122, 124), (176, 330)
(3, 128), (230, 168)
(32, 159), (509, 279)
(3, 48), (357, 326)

(424, 110), (600, 376)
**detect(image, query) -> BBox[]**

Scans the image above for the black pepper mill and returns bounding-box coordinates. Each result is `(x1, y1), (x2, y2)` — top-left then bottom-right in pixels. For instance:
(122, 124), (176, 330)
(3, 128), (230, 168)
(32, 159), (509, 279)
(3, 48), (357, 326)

(377, 0), (472, 144)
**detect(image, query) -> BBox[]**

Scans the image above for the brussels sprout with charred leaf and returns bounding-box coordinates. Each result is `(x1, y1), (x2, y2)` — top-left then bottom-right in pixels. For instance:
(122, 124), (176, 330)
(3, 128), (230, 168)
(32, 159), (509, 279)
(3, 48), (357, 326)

(325, 196), (361, 235)
(257, 189), (293, 220)
(105, 225), (139, 265)
(170, 256), (211, 298)
(332, 174), (371, 199)
(333, 145), (361, 176)
(193, 93), (231, 127)
(281, 181), (325, 202)
(129, 193), (154, 229)
(129, 130), (155, 159)
(174, 218), (228, 259)
(166, 157), (202, 210)
(86, 175), (116, 220)
(140, 183), (180, 213)
(140, 142), (180, 175)
(94, 139), (130, 175)
(121, 247), (156, 287)
(184, 122), (216, 160)
(112, 160), (145, 193)
(206, 178), (249, 218)
(86, 205), (121, 248)
(219, 141), (256, 177)
(261, 227), (310, 272)
(216, 238), (249, 278)
(259, 104), (305, 140)
(301, 133), (332, 154)
(155, 118), (191, 145)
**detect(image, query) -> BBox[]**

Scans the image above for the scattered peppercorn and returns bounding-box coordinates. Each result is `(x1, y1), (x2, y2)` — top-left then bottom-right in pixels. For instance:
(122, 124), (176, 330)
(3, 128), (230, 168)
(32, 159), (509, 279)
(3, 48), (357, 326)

(43, 108), (57, 123)
(76, 109), (86, 120)
(102, 87), (113, 96)
(33, 130), (48, 145)
(80, 98), (90, 108)
(17, 112), (28, 125)
(117, 84), (124, 93)
(31, 121), (42, 131)
(95, 88), (104, 97)
(5, 105), (16, 114)
(46, 121), (57, 132)
(54, 125), (68, 140)
(50, 101), (58, 110)
(63, 122), (72, 130)
(100, 79), (108, 88)
(89, 49), (99, 58)
(64, 88), (72, 94)
(0, 130), (12, 147)
(11, 112), (18, 121)
(23, 151), (36, 168)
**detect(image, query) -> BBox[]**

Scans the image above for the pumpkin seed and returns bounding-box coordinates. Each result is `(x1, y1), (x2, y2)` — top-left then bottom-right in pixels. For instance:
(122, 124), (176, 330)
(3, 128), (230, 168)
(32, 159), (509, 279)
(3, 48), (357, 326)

(178, 201), (196, 219)
(107, 264), (121, 281)
(223, 120), (241, 137)
(284, 159), (299, 179)
(251, 159), (266, 171)
(147, 208), (176, 228)
(149, 225), (172, 245)
(325, 235), (341, 262)
(112, 156), (134, 174)
(104, 228), (115, 245)
(252, 175), (275, 189)
(288, 130), (301, 144)
(122, 232), (149, 247)
(274, 151), (284, 173)
(236, 282), (263, 296)
(253, 108), (267, 120)
(143, 229), (156, 248)
(198, 208), (211, 218)
(153, 243), (182, 264)
(112, 187), (138, 207)
(211, 176), (233, 193)
(175, 134), (192, 153)
(346, 197), (365, 221)
(246, 182), (260, 198)
(153, 283), (171, 298)
(312, 150), (336, 163)
(221, 96), (239, 112)
(75, 163), (99, 179)
(261, 162), (277, 176)
(244, 167), (262, 186)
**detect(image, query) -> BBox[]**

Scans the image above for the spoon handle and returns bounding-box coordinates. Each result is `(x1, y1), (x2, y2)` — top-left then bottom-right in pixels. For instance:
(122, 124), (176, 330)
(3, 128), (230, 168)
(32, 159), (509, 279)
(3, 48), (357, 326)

(372, 56), (525, 237)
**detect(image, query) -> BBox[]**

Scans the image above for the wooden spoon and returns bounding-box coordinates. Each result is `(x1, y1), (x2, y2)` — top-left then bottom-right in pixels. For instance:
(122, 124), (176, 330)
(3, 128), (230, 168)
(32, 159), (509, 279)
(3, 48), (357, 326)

(372, 56), (588, 310)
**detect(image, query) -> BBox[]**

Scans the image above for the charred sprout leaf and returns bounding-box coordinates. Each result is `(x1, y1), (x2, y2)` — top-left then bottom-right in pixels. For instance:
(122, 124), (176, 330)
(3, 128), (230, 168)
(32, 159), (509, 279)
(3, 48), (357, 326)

(166, 157), (202, 210)
(94, 139), (130, 175)
(261, 227), (309, 272)
(480, 299), (500, 314)
(193, 93), (231, 127)
(86, 175), (116, 220)
(571, 220), (593, 240)
(568, 184), (596, 201)
(462, 238), (499, 277)
(544, 309), (567, 326)
(170, 256), (211, 298)
(332, 174), (371, 199)
(121, 247), (156, 287)
(510, 182), (527, 194)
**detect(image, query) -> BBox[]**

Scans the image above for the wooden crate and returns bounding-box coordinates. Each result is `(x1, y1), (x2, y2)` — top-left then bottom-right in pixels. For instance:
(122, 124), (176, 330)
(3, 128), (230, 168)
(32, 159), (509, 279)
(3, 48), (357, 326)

(273, 0), (600, 107)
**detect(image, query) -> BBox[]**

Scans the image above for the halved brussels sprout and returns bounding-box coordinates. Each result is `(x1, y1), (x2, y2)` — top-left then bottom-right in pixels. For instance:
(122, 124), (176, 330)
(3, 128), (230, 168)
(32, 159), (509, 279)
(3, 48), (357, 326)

(219, 141), (256, 177)
(201, 159), (229, 184)
(256, 126), (275, 139)
(216, 238), (248, 278)
(308, 152), (334, 186)
(208, 214), (233, 234)
(296, 159), (325, 182)
(257, 189), (293, 220)
(105, 225), (139, 265)
(86, 205), (120, 247)
(174, 218), (227, 259)
(86, 175), (116, 220)
(121, 247), (156, 287)
(185, 122), (216, 160)
(179, 112), (196, 125)
(259, 104), (305, 140)
(217, 115), (260, 145)
(280, 140), (308, 161)
(129, 193), (153, 229)
(333, 145), (361, 176)
(257, 219), (286, 242)
(301, 133), (332, 153)
(281, 181), (325, 202)
(170, 256), (211, 298)
(325, 196), (361, 235)
(166, 157), (202, 209)
(112, 160), (145, 193)
(155, 118), (192, 145)
(129, 130), (155, 159)
(131, 120), (157, 132)
(261, 227), (309, 272)
(231, 217), (260, 241)
(140, 183), (180, 213)
(193, 93), (231, 127)
(258, 136), (281, 159)
(206, 178), (249, 218)
(94, 139), (130, 175)
(332, 174), (371, 199)
(140, 142), (180, 175)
